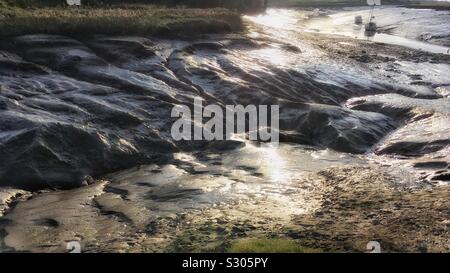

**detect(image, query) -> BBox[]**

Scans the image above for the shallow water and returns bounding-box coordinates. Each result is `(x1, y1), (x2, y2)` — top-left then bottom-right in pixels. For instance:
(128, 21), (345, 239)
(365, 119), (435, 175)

(305, 17), (450, 54)
(104, 143), (365, 215)
(247, 7), (450, 54)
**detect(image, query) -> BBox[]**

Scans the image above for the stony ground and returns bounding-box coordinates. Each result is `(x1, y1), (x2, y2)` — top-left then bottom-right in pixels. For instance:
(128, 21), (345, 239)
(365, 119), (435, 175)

(165, 166), (450, 253)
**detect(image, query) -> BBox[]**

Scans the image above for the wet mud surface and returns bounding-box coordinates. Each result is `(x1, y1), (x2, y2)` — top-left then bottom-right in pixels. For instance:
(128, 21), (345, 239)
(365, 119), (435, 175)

(0, 7), (449, 252)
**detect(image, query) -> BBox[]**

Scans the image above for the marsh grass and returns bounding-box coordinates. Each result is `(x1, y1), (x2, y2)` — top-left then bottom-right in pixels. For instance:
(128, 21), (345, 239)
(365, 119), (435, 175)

(0, 5), (242, 37)
(228, 238), (322, 253)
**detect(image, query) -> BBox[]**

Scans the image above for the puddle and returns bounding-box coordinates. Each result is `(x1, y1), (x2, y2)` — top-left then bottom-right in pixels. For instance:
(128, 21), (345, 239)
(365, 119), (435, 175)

(104, 142), (365, 216)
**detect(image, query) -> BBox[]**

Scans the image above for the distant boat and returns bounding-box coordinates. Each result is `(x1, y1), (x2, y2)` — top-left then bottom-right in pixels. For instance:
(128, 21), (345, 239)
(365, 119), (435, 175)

(312, 8), (327, 17)
(66, 0), (81, 6)
(365, 0), (381, 32)
(367, 0), (381, 6)
(365, 22), (377, 32)
(355, 15), (363, 25)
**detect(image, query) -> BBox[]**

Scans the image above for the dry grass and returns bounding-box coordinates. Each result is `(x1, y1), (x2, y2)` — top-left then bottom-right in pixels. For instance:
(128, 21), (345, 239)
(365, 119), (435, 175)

(0, 5), (242, 37)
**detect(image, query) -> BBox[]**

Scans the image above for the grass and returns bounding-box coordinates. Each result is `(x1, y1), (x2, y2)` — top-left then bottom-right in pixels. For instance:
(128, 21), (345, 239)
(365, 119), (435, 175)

(0, 0), (266, 9)
(0, 5), (242, 37)
(0, 0), (9, 8)
(228, 238), (322, 253)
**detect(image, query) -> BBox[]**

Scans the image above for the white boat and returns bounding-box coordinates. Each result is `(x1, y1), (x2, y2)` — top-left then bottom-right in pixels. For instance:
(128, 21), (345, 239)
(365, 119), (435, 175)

(365, 0), (381, 32)
(66, 0), (81, 6)
(367, 0), (381, 5)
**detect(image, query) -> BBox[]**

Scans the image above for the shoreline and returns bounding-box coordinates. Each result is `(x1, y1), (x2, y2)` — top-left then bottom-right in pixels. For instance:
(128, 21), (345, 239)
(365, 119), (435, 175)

(0, 6), (243, 38)
(402, 3), (450, 11)
(269, 1), (450, 11)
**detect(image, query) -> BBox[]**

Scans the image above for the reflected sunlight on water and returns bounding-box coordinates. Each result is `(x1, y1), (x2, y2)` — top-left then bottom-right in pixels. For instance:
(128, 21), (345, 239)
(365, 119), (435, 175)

(244, 9), (302, 29)
(246, 8), (450, 54)
(262, 147), (289, 183)
(248, 47), (293, 67)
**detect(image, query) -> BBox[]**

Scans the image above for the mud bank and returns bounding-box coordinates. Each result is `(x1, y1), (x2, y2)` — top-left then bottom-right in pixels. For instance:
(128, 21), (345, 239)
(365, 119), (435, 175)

(0, 7), (449, 252)
(0, 32), (409, 190)
(3, 164), (449, 252)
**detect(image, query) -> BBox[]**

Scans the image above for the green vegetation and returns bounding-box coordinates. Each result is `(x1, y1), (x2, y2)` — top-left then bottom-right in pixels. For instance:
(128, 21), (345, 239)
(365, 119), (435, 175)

(0, 0), (267, 10)
(0, 3), (243, 37)
(2, 0), (442, 37)
(0, 0), (10, 8)
(228, 238), (322, 253)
